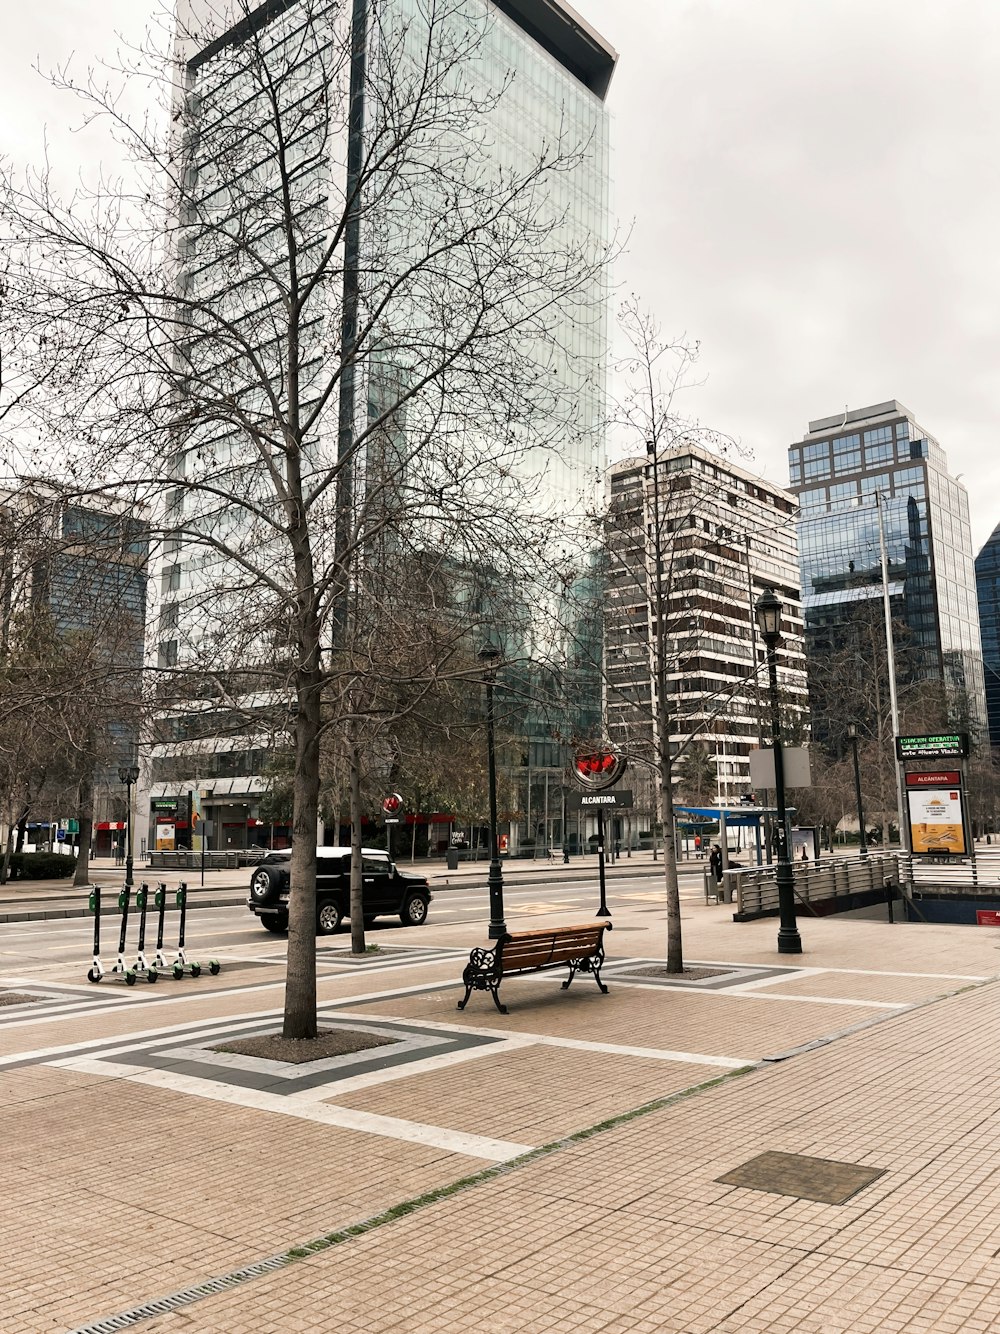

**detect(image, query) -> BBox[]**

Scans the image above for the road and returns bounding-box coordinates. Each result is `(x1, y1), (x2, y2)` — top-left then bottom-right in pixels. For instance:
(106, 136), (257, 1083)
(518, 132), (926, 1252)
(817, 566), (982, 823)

(0, 868), (711, 972)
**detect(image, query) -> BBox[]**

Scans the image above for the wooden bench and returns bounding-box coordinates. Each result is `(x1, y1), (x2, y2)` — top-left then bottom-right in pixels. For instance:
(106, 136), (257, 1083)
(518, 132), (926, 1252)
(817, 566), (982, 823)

(457, 921), (613, 1015)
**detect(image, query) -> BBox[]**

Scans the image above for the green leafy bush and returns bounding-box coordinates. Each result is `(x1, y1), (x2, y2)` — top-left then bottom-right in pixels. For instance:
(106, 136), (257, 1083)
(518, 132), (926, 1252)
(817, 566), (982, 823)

(7, 852), (77, 880)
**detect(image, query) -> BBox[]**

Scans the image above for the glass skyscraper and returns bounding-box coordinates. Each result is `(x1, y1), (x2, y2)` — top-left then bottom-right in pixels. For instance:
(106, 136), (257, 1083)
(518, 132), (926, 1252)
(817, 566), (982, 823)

(789, 400), (987, 736)
(975, 523), (1000, 746)
(154, 0), (617, 845)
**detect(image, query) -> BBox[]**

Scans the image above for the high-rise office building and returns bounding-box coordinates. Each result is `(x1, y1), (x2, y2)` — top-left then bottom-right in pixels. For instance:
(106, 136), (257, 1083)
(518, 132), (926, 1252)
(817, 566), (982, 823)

(605, 446), (808, 827)
(975, 523), (1000, 747)
(0, 485), (150, 854)
(152, 0), (616, 847)
(789, 400), (986, 736)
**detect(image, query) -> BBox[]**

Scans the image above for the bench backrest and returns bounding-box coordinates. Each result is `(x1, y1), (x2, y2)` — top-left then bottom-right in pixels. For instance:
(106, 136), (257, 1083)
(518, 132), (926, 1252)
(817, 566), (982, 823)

(497, 922), (610, 973)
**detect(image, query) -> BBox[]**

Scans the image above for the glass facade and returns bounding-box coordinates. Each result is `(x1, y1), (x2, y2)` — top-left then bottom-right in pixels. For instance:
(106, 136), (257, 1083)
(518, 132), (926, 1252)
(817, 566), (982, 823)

(975, 523), (1000, 746)
(157, 0), (615, 825)
(789, 402), (987, 735)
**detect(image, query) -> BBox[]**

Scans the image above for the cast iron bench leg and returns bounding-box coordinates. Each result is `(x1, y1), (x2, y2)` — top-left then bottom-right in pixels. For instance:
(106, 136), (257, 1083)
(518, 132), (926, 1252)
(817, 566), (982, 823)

(490, 979), (509, 1015)
(592, 951), (609, 994)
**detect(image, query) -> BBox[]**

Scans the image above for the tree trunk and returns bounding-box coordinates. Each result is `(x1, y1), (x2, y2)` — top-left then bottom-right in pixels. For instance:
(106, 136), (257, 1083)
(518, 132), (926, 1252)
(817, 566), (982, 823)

(0, 823), (16, 885)
(283, 645), (322, 1040)
(660, 755), (684, 973)
(1, 801), (30, 884)
(73, 767), (95, 887)
(349, 733), (365, 955)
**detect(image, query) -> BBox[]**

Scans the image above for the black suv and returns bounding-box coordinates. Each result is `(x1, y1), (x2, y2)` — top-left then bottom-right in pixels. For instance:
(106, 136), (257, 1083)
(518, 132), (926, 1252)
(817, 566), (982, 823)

(246, 846), (432, 935)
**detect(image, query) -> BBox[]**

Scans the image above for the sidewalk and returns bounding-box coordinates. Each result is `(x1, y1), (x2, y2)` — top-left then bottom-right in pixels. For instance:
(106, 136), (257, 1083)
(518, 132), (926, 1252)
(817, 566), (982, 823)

(4, 893), (1000, 1331)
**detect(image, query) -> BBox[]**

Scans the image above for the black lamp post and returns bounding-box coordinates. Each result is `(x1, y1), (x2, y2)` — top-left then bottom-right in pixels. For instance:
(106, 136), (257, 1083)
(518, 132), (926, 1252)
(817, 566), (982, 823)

(478, 643), (506, 940)
(847, 723), (868, 857)
(754, 588), (802, 955)
(117, 758), (141, 891)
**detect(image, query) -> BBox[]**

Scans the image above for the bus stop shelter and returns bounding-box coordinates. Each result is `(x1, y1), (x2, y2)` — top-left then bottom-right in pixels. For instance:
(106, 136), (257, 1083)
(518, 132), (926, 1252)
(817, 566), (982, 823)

(674, 805), (794, 871)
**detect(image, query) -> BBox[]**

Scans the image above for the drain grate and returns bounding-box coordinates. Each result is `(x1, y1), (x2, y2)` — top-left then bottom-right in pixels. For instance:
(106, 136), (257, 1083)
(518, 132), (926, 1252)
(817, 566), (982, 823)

(716, 1150), (885, 1204)
(67, 1256), (289, 1333)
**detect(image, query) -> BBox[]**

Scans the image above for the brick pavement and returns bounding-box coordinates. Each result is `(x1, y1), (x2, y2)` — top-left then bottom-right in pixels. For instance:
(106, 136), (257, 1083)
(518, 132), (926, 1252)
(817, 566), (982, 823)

(3, 901), (1000, 1331)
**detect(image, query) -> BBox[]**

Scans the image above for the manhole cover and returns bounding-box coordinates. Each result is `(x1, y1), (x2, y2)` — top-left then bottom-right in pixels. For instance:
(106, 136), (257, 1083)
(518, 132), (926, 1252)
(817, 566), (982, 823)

(716, 1151), (885, 1204)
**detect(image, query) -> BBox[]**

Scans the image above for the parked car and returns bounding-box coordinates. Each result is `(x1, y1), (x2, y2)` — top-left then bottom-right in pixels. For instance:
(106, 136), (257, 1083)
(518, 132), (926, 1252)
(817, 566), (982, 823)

(246, 846), (432, 935)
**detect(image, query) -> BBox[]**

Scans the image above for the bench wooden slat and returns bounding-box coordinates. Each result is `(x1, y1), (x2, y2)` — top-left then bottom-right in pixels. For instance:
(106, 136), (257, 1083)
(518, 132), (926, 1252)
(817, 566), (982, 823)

(458, 920), (612, 1014)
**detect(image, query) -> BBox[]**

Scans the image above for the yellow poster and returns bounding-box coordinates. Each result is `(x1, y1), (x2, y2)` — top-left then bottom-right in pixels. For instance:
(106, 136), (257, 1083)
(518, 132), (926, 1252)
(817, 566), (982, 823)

(907, 787), (966, 855)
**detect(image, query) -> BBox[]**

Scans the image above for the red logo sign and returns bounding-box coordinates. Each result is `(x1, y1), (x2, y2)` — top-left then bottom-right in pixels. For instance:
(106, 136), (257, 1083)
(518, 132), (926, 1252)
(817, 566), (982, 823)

(977, 910), (1000, 927)
(573, 748), (627, 791)
(381, 793), (403, 815)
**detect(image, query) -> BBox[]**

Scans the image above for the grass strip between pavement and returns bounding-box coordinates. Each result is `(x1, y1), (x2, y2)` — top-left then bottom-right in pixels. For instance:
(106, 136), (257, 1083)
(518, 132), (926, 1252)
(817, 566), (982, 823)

(69, 1063), (756, 1334)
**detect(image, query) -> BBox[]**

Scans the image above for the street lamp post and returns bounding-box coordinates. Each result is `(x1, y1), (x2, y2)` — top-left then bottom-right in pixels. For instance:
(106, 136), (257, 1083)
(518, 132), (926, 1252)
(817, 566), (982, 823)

(117, 758), (141, 891)
(847, 723), (868, 857)
(754, 588), (802, 955)
(479, 644), (506, 940)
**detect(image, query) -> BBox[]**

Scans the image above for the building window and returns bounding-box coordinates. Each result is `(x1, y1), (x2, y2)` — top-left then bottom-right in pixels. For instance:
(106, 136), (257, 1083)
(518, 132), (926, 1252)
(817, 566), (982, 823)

(828, 482), (858, 506)
(864, 441), (894, 467)
(864, 425), (893, 445)
(832, 449), (861, 474)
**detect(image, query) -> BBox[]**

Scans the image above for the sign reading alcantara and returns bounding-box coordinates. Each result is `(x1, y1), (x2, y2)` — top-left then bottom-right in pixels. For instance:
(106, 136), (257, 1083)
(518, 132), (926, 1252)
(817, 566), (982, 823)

(895, 733), (969, 760)
(566, 790), (634, 810)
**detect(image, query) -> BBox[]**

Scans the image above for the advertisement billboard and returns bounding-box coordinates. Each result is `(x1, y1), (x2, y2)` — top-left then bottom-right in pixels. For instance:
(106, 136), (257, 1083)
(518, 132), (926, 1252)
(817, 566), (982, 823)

(906, 781), (967, 857)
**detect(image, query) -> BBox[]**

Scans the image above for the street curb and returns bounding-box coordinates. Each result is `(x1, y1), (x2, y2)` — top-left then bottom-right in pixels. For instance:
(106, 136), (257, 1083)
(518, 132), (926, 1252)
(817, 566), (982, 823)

(0, 862), (682, 924)
(0, 897), (242, 924)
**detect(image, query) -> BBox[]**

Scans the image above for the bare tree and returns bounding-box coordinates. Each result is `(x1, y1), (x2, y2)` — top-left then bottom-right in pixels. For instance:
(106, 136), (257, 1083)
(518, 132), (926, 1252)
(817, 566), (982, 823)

(1, 0), (610, 1035)
(596, 300), (807, 971)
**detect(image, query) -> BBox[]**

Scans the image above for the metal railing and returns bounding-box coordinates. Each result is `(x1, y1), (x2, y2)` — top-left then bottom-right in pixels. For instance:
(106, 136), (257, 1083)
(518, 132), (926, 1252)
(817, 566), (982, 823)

(731, 852), (905, 918)
(146, 850), (248, 871)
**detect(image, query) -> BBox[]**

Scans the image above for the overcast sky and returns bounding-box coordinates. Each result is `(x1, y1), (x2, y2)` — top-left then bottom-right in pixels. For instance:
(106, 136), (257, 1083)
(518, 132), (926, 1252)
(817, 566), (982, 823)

(3, 0), (999, 547)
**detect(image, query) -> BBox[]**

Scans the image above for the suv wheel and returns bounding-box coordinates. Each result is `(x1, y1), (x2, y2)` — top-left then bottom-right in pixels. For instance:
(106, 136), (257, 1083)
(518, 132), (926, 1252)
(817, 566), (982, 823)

(400, 894), (429, 927)
(316, 900), (343, 935)
(250, 867), (284, 905)
(261, 913), (288, 934)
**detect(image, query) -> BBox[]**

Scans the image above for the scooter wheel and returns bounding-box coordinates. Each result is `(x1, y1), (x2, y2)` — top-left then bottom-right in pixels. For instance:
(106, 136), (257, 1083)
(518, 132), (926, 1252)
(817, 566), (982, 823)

(209, 961), (221, 976)
(190, 963), (202, 978)
(147, 969), (158, 983)
(173, 965), (184, 981)
(125, 971), (137, 986)
(87, 969), (101, 984)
